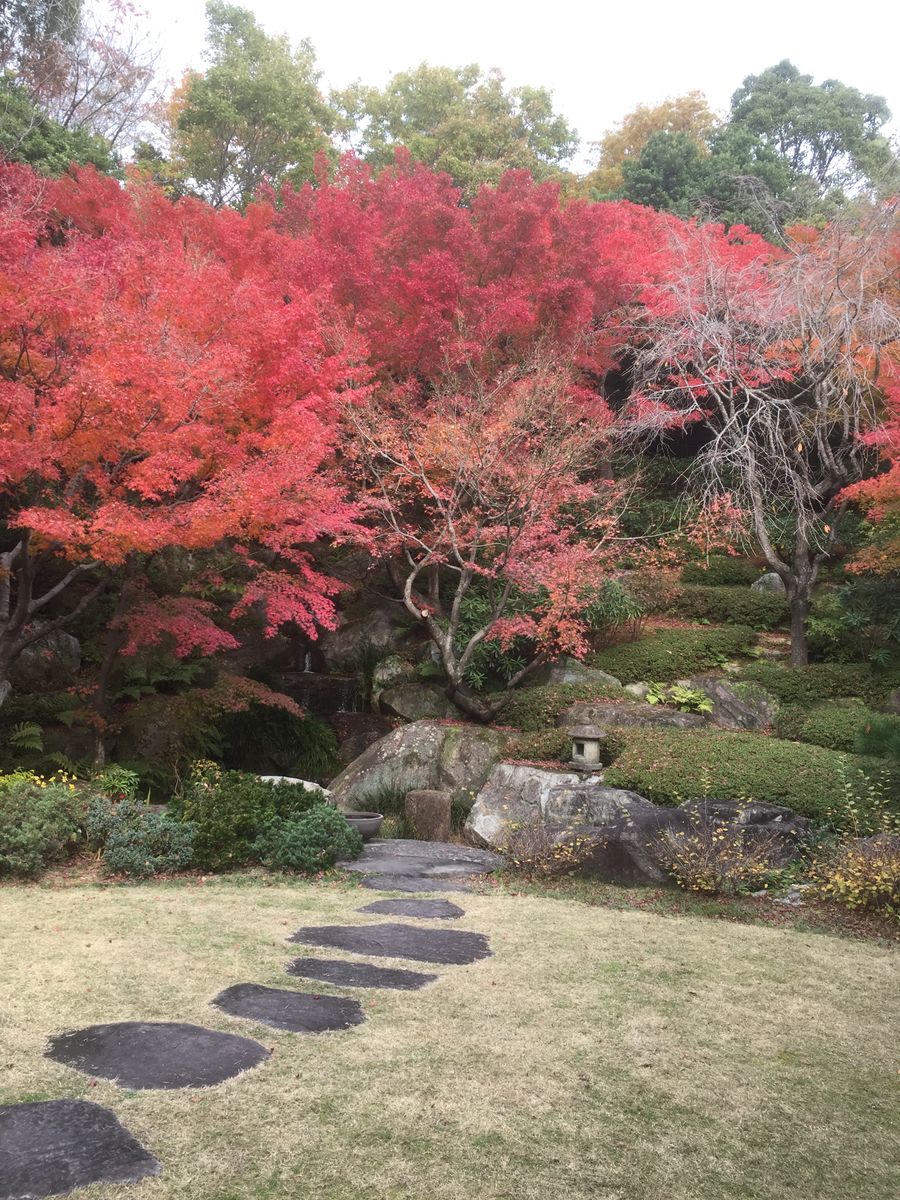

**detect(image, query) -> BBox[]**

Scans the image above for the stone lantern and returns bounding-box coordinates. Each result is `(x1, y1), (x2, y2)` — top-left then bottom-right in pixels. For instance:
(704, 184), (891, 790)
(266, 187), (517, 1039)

(569, 724), (605, 770)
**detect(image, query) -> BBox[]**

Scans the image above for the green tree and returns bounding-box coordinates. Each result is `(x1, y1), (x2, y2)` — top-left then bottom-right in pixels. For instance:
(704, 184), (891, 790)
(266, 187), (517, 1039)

(621, 130), (704, 212)
(171, 1), (333, 208)
(0, 76), (117, 174)
(0, 0), (82, 77)
(334, 63), (578, 196)
(729, 60), (895, 192)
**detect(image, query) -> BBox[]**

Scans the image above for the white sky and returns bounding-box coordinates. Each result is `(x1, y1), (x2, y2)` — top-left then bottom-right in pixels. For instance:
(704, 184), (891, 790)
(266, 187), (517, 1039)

(143, 0), (899, 169)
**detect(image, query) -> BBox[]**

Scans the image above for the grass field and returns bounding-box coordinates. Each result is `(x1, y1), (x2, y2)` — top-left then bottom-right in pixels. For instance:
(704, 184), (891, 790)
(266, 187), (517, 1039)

(1, 878), (898, 1200)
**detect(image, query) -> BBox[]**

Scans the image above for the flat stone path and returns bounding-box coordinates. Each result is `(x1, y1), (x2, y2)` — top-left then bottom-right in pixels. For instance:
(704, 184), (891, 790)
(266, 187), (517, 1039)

(289, 920), (491, 965)
(342, 838), (501, 890)
(212, 983), (365, 1032)
(286, 956), (438, 990)
(0, 1100), (160, 1200)
(359, 874), (473, 892)
(45, 1022), (269, 1090)
(358, 898), (465, 919)
(22, 838), (496, 1196)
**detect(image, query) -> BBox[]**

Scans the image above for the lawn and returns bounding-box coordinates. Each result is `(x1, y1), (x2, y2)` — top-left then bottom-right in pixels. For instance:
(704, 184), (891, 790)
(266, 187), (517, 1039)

(1, 879), (898, 1200)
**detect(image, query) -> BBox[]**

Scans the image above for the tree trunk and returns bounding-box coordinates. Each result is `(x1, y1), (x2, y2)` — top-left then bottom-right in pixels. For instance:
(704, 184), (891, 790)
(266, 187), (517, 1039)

(788, 591), (810, 668)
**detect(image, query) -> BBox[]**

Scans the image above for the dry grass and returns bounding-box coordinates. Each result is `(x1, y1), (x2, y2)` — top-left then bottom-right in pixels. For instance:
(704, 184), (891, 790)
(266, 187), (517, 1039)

(1, 877), (898, 1200)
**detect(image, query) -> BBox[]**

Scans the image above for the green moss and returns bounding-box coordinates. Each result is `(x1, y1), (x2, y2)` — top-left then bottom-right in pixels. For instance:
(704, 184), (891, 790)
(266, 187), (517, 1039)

(604, 727), (897, 819)
(593, 626), (755, 684)
(505, 729), (572, 763)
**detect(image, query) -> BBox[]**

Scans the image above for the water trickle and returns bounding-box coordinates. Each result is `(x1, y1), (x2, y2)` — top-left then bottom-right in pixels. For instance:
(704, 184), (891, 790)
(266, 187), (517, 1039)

(303, 650), (313, 673)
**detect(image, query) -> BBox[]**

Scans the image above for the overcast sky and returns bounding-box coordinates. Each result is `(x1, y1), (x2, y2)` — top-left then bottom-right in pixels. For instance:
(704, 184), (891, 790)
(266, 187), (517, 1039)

(144, 0), (899, 168)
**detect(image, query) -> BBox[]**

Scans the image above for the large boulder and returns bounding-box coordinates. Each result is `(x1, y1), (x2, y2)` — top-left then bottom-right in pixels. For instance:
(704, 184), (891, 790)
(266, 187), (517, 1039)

(468, 773), (809, 884)
(465, 764), (583, 848)
(329, 721), (506, 811)
(528, 657), (622, 689)
(684, 675), (777, 731)
(559, 701), (707, 732)
(751, 572), (787, 595)
(377, 682), (458, 722)
(319, 608), (411, 674)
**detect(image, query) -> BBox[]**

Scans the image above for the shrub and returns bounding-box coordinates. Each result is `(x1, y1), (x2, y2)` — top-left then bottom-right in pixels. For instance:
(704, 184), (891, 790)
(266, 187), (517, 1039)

(0, 774), (83, 877)
(174, 762), (328, 870)
(810, 834), (900, 912)
(594, 626), (755, 684)
(85, 795), (195, 878)
(505, 729), (571, 764)
(604, 728), (898, 820)
(671, 585), (788, 630)
(741, 660), (883, 708)
(856, 714), (900, 771)
(582, 579), (647, 645)
(651, 808), (792, 895)
(220, 706), (338, 782)
(252, 805), (363, 873)
(680, 556), (761, 587)
(499, 681), (625, 732)
(502, 819), (598, 878)
(808, 575), (900, 667)
(773, 701), (895, 755)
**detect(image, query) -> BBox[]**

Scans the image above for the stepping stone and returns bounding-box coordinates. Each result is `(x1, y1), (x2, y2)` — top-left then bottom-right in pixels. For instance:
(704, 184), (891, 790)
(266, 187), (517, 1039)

(45, 1022), (269, 1090)
(212, 983), (364, 1032)
(0, 1099), (160, 1200)
(341, 838), (501, 880)
(288, 922), (491, 965)
(357, 898), (464, 919)
(285, 956), (437, 991)
(359, 874), (472, 893)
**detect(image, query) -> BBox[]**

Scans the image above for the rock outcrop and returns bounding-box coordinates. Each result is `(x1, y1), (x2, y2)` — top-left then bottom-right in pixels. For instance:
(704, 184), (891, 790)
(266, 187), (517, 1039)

(329, 720), (506, 810)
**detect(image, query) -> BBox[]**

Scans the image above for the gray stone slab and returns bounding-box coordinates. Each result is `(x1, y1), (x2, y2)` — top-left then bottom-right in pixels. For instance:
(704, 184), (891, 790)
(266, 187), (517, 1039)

(288, 922), (491, 965)
(45, 1022), (269, 1090)
(357, 898), (465, 919)
(285, 956), (437, 991)
(341, 838), (501, 878)
(0, 1099), (160, 1200)
(359, 874), (473, 893)
(212, 983), (364, 1032)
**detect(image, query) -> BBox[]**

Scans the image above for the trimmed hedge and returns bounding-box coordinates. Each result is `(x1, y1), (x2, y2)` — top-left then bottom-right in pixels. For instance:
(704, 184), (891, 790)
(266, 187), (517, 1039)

(741, 660), (884, 709)
(505, 729), (572, 763)
(681, 556), (762, 587)
(500, 682), (625, 732)
(773, 702), (895, 755)
(604, 727), (897, 819)
(593, 626), (755, 684)
(0, 776), (83, 877)
(671, 585), (788, 631)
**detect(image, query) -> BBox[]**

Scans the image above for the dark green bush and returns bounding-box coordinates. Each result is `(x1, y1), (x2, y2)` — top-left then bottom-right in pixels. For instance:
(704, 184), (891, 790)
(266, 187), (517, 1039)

(741, 660), (883, 709)
(772, 702), (894, 755)
(505, 729), (571, 763)
(671, 585), (788, 630)
(0, 775), (83, 877)
(680, 556), (761, 587)
(174, 763), (328, 870)
(808, 575), (900, 667)
(220, 706), (338, 783)
(604, 728), (897, 819)
(593, 626), (755, 684)
(85, 796), (195, 878)
(252, 805), (363, 873)
(500, 682), (625, 732)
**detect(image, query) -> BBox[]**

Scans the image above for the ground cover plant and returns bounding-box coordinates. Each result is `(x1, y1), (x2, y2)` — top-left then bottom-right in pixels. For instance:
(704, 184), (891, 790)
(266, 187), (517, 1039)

(0, 881), (897, 1200)
(593, 626), (755, 683)
(603, 727), (897, 818)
